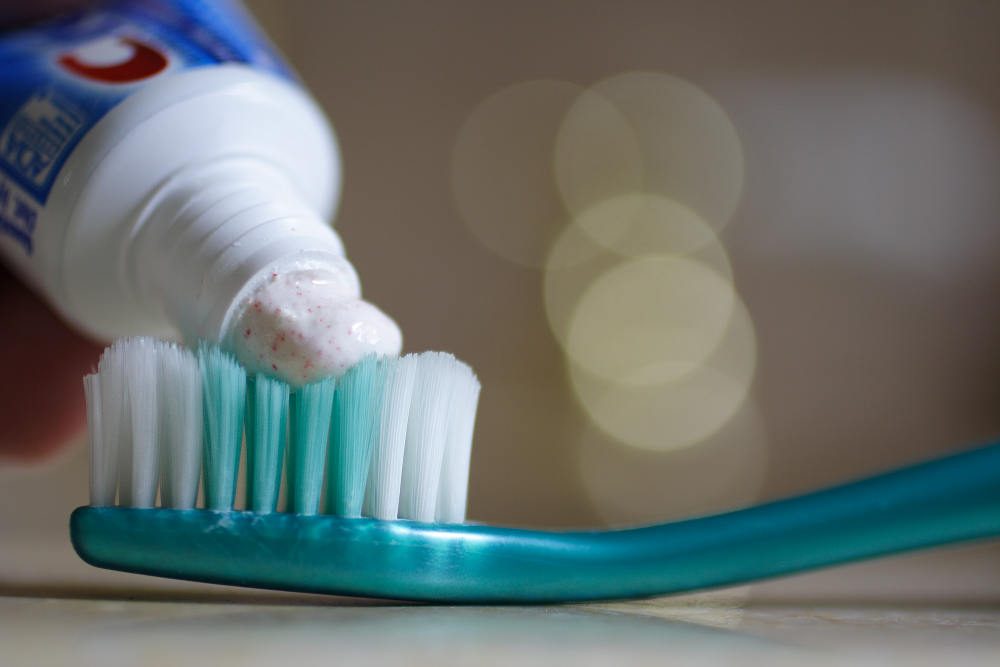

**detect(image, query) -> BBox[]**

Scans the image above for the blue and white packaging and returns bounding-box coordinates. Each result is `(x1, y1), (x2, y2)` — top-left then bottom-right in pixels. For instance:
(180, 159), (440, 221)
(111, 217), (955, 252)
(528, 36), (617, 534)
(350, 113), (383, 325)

(0, 0), (344, 345)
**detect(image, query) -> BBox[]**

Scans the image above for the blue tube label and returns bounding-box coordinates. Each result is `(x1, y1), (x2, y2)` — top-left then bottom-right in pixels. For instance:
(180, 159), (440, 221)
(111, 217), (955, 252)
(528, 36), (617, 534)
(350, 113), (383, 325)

(0, 0), (291, 254)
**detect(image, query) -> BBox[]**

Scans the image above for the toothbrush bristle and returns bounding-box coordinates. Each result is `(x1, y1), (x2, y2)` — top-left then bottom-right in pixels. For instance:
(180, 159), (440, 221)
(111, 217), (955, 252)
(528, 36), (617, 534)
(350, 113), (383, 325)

(123, 338), (160, 508)
(197, 343), (246, 511)
(158, 342), (202, 509)
(84, 340), (480, 524)
(363, 354), (417, 520)
(245, 374), (289, 514)
(329, 355), (382, 517)
(94, 340), (128, 505)
(83, 373), (108, 506)
(399, 352), (459, 522)
(436, 362), (482, 523)
(288, 376), (335, 515)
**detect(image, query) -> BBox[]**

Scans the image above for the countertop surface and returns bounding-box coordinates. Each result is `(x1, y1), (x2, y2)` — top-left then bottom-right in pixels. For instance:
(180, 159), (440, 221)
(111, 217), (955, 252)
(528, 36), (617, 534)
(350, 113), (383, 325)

(4, 591), (1000, 666)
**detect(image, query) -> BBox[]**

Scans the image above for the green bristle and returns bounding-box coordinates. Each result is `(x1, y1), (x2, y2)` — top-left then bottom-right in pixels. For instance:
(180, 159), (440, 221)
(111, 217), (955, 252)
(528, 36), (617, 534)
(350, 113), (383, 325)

(328, 355), (383, 517)
(288, 376), (335, 515)
(197, 342), (247, 511)
(245, 374), (290, 514)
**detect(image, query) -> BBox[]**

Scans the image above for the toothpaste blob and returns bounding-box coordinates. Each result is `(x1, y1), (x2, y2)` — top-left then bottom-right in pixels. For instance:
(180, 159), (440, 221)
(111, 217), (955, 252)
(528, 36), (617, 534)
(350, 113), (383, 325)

(228, 268), (402, 385)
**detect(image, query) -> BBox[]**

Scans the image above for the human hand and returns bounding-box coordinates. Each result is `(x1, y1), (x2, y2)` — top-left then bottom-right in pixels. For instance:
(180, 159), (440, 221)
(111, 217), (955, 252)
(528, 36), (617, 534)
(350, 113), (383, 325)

(0, 0), (104, 461)
(0, 266), (102, 461)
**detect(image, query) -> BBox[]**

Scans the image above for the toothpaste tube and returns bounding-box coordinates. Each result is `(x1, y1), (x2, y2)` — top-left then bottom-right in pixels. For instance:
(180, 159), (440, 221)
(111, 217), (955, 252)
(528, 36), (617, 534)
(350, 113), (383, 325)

(0, 0), (401, 384)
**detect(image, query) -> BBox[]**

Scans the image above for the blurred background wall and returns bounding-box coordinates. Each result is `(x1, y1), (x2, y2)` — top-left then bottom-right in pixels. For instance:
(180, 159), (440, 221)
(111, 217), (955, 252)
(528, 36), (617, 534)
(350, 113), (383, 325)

(2, 0), (999, 602)
(248, 0), (1000, 598)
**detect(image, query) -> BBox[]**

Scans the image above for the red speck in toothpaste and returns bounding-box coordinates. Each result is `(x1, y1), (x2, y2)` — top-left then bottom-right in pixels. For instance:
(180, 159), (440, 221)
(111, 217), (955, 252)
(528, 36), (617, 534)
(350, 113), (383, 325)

(243, 328), (252, 338)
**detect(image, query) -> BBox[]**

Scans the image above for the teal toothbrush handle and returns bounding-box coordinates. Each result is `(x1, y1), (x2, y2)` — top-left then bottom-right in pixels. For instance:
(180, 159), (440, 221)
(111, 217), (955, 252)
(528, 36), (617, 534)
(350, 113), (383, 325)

(71, 440), (1000, 603)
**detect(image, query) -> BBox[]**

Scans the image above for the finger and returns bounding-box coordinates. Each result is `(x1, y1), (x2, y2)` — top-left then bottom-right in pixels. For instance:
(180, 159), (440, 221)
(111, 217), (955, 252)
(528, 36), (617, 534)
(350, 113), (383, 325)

(0, 265), (103, 461)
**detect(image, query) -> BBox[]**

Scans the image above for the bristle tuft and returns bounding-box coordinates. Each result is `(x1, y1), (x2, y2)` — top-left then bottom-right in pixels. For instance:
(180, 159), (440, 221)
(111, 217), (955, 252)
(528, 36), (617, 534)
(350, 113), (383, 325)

(83, 373), (111, 506)
(158, 342), (202, 509)
(288, 377), (335, 515)
(246, 374), (289, 513)
(198, 342), (246, 511)
(121, 337), (160, 507)
(399, 352), (460, 522)
(328, 355), (382, 517)
(436, 361), (481, 523)
(95, 340), (128, 505)
(363, 355), (417, 520)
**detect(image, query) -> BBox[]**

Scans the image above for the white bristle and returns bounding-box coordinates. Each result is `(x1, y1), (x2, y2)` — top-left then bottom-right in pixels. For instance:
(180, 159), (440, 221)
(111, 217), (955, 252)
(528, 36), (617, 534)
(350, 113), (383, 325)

(83, 373), (113, 506)
(84, 335), (481, 522)
(158, 342), (202, 509)
(363, 355), (417, 520)
(96, 340), (128, 506)
(399, 352), (460, 522)
(435, 362), (481, 523)
(121, 337), (160, 507)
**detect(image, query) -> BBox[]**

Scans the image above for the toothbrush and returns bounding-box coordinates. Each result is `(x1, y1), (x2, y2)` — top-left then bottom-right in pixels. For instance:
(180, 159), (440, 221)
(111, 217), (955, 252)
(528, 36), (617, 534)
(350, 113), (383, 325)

(71, 339), (1000, 603)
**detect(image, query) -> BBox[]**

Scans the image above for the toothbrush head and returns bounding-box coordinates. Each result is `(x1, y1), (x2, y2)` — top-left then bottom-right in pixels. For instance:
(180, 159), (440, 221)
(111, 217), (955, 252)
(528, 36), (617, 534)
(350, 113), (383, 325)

(82, 337), (480, 522)
(75, 337), (494, 599)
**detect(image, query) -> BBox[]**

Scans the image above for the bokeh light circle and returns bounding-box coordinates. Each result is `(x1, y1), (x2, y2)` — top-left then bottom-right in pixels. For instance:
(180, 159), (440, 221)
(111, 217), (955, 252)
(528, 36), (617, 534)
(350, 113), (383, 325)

(572, 193), (721, 261)
(451, 79), (583, 267)
(565, 255), (735, 385)
(568, 294), (757, 452)
(555, 71), (744, 229)
(543, 195), (733, 355)
(550, 87), (644, 216)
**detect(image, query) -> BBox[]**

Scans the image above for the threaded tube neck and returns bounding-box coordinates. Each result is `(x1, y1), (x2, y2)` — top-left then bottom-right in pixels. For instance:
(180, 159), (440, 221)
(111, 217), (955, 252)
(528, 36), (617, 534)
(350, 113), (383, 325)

(130, 158), (353, 344)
